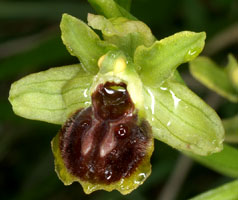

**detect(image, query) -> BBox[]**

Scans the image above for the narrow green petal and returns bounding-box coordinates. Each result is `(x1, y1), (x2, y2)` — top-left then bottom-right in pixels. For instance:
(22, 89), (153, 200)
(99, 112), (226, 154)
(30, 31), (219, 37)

(9, 64), (82, 124)
(60, 13), (114, 74)
(185, 144), (238, 178)
(223, 115), (238, 143)
(144, 80), (224, 155)
(134, 31), (206, 87)
(189, 179), (238, 200)
(88, 0), (136, 20)
(189, 56), (238, 102)
(88, 14), (155, 57)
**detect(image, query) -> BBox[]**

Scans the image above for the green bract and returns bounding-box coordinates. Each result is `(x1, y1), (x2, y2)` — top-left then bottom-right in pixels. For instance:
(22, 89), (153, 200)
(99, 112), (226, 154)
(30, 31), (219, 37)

(189, 54), (238, 103)
(223, 116), (238, 143)
(185, 144), (238, 178)
(8, 0), (224, 195)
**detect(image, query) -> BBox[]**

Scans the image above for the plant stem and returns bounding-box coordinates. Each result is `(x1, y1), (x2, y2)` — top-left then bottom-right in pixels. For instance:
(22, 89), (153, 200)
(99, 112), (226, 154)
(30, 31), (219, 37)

(158, 154), (193, 200)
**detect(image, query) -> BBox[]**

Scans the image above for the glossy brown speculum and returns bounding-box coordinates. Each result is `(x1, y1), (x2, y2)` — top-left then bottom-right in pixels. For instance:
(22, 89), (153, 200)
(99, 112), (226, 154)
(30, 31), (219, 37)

(59, 82), (152, 184)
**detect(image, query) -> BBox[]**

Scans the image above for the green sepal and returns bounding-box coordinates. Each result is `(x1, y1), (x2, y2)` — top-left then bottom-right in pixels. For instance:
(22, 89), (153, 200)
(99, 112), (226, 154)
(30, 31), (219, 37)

(185, 144), (238, 178)
(51, 131), (154, 195)
(88, 14), (155, 57)
(189, 56), (238, 103)
(189, 179), (238, 200)
(134, 31), (206, 87)
(60, 13), (115, 74)
(223, 115), (238, 143)
(88, 0), (136, 20)
(143, 80), (224, 155)
(9, 64), (82, 125)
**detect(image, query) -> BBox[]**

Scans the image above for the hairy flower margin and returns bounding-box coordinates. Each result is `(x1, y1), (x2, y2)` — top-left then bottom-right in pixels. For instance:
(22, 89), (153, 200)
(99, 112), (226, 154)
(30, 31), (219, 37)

(8, 0), (224, 195)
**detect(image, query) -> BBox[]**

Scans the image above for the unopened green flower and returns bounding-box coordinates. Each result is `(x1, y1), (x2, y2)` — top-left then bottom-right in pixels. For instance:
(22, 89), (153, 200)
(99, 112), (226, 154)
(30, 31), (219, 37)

(8, 0), (224, 195)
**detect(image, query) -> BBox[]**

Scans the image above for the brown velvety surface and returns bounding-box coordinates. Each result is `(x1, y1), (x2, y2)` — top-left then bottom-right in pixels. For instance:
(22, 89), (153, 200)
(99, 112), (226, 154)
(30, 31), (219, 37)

(59, 82), (151, 184)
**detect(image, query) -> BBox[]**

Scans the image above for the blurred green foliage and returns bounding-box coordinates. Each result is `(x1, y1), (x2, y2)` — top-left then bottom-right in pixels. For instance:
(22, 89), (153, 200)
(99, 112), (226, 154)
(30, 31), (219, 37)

(0, 0), (237, 199)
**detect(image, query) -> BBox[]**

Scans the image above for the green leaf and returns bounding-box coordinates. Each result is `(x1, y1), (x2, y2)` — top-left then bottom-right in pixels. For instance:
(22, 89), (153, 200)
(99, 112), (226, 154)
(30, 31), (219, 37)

(143, 80), (224, 155)
(189, 56), (238, 103)
(223, 115), (238, 143)
(134, 31), (206, 87)
(189, 179), (238, 200)
(88, 0), (136, 20)
(185, 144), (238, 178)
(60, 13), (114, 74)
(9, 64), (82, 125)
(88, 14), (155, 57)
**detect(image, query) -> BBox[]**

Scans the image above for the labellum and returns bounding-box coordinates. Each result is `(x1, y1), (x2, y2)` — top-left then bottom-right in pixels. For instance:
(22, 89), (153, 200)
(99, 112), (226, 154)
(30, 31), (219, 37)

(59, 82), (152, 184)
(53, 81), (154, 194)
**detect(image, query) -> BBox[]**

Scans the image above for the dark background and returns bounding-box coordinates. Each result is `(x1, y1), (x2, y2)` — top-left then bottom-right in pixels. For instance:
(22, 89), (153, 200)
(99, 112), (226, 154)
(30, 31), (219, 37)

(0, 0), (238, 199)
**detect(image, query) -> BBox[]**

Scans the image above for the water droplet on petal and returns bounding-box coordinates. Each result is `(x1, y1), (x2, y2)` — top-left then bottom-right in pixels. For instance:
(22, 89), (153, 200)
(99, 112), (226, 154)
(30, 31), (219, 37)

(169, 90), (181, 109)
(105, 169), (113, 180)
(115, 124), (128, 137)
(188, 49), (197, 56)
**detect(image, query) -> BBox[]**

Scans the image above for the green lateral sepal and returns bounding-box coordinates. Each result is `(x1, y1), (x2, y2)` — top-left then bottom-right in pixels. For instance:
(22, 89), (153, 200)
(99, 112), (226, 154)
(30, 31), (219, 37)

(143, 80), (224, 155)
(9, 64), (84, 125)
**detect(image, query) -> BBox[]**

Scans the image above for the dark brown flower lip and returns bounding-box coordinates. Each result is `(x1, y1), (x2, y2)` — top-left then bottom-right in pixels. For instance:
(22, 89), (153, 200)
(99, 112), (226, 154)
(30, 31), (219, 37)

(59, 81), (153, 184)
(92, 82), (135, 121)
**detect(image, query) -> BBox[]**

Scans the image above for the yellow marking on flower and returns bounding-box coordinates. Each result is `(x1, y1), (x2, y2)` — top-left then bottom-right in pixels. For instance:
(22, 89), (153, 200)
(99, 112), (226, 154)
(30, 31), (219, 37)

(114, 58), (126, 73)
(98, 55), (106, 68)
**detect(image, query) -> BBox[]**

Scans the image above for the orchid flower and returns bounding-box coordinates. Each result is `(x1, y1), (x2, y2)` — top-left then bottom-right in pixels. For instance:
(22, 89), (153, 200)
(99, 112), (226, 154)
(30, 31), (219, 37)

(8, 0), (224, 195)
